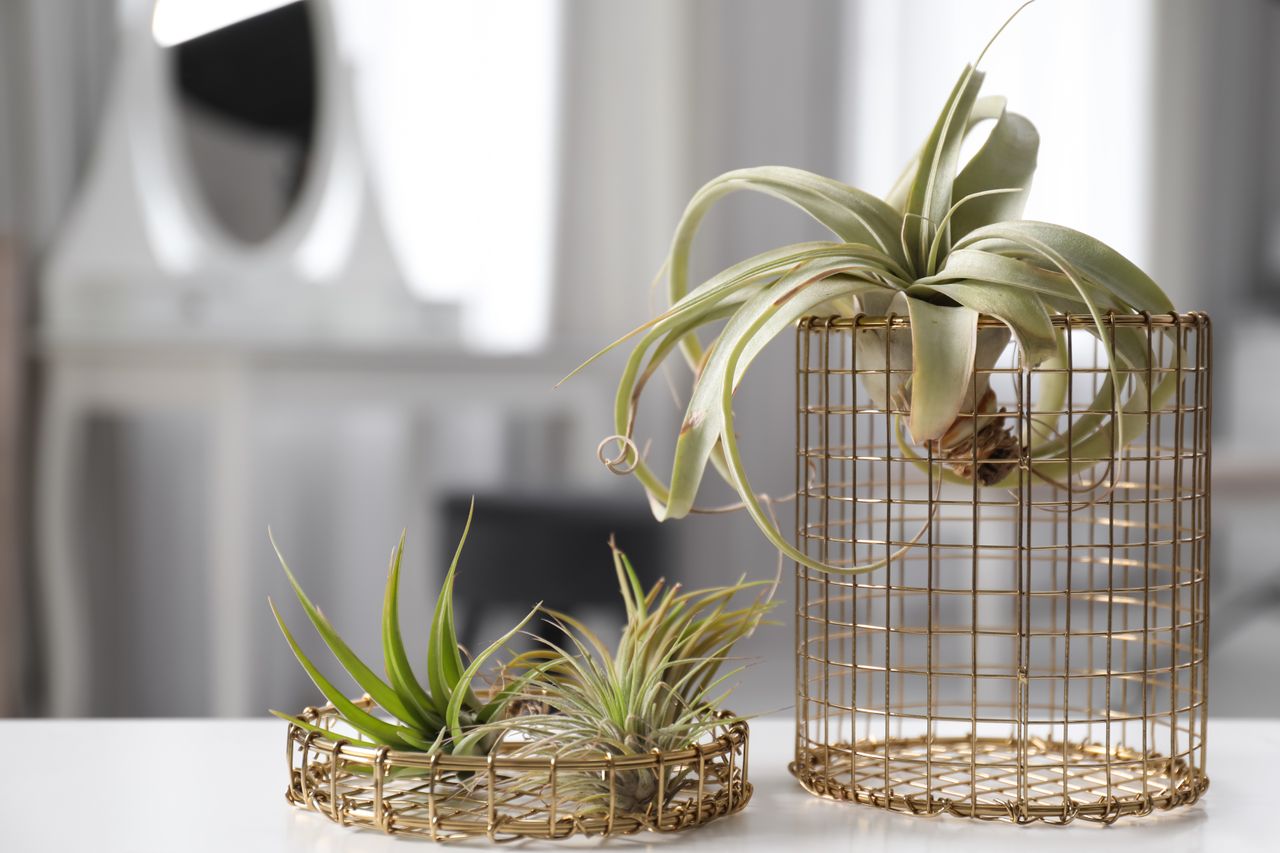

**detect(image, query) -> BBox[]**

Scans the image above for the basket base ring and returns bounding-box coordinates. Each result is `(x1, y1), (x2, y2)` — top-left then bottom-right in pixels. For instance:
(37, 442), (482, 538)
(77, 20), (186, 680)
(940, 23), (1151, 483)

(791, 735), (1209, 825)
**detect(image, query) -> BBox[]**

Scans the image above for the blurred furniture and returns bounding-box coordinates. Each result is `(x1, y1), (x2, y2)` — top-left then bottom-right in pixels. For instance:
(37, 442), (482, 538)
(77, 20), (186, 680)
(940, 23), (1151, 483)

(42, 0), (453, 348)
(36, 339), (612, 716)
(0, 238), (27, 716)
(35, 0), (459, 718)
(440, 493), (669, 648)
(2, 716), (1275, 849)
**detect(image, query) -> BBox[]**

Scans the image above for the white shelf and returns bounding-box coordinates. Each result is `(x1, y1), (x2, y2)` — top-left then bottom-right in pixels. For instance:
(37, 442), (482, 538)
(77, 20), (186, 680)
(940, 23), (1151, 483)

(0, 717), (1270, 851)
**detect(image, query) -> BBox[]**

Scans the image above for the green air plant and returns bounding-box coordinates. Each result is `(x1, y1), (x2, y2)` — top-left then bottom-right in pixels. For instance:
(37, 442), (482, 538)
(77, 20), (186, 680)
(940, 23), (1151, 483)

(565, 1), (1178, 575)
(492, 539), (776, 813)
(269, 501), (538, 756)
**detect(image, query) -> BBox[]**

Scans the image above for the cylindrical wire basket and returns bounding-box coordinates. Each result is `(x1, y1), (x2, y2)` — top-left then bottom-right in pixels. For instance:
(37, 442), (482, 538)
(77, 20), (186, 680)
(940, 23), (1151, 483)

(791, 313), (1210, 825)
(284, 699), (751, 841)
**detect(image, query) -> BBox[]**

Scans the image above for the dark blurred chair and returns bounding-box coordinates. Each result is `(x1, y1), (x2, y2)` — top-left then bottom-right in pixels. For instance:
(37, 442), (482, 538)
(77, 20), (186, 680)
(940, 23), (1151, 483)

(440, 493), (669, 650)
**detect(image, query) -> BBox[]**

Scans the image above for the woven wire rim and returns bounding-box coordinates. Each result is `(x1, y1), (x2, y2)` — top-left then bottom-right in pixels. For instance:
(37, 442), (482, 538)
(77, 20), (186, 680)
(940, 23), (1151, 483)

(797, 311), (1210, 331)
(284, 699), (752, 841)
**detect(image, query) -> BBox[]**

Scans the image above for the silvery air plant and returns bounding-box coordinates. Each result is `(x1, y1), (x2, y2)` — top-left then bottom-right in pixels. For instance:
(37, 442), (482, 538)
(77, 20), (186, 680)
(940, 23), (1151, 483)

(566, 1), (1178, 575)
(490, 540), (776, 813)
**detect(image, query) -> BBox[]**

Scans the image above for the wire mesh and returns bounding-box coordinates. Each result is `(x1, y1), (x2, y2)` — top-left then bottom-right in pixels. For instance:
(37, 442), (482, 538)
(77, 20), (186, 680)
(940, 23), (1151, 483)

(791, 313), (1210, 824)
(285, 699), (750, 841)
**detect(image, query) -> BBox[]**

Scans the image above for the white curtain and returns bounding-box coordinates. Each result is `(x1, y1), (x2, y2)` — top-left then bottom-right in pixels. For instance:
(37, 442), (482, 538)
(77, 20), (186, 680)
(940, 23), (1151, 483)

(0, 0), (117, 716)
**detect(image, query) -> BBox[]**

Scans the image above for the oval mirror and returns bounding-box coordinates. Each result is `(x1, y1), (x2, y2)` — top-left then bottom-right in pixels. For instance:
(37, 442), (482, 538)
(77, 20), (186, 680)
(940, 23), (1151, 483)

(156, 0), (317, 244)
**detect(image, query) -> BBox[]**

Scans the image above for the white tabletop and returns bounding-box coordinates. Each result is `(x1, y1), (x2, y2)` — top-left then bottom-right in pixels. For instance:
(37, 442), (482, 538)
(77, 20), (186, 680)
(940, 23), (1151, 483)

(1, 718), (1273, 852)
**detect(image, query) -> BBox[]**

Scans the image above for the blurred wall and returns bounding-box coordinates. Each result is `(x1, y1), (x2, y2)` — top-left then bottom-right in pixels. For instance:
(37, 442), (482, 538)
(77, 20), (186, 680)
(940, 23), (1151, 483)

(7, 0), (1279, 719)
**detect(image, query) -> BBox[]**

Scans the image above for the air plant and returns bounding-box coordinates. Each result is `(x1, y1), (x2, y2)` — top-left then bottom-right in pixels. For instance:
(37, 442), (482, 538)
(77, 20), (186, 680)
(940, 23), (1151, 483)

(565, 1), (1179, 574)
(492, 540), (777, 813)
(269, 501), (538, 756)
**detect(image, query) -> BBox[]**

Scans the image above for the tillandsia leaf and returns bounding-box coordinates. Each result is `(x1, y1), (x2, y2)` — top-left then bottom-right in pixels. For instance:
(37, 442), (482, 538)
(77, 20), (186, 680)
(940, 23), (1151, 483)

(920, 247), (1117, 308)
(566, 240), (866, 391)
(949, 105), (1039, 240)
(614, 541), (648, 621)
(955, 221), (1173, 314)
(666, 168), (909, 364)
(271, 516), (548, 755)
(269, 710), (382, 749)
(607, 243), (906, 505)
(716, 285), (939, 575)
(573, 0), (1181, 573)
(492, 543), (775, 802)
(925, 188), (1026, 276)
(903, 64), (985, 273)
(268, 528), (428, 730)
(1029, 328), (1069, 447)
(270, 598), (424, 748)
(908, 281), (1056, 366)
(427, 499), (476, 715)
(851, 291), (913, 414)
(381, 531), (439, 725)
(903, 295), (979, 443)
(445, 604), (540, 752)
(664, 268), (889, 519)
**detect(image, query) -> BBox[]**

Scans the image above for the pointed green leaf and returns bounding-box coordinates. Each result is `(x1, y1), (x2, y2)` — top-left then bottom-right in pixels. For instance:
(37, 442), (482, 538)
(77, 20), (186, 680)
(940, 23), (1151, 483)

(268, 530), (427, 730)
(664, 260), (888, 518)
(270, 710), (381, 749)
(270, 598), (422, 748)
(428, 500), (476, 715)
(380, 533), (438, 725)
(716, 298), (929, 575)
(445, 606), (540, 752)
(666, 167), (909, 364)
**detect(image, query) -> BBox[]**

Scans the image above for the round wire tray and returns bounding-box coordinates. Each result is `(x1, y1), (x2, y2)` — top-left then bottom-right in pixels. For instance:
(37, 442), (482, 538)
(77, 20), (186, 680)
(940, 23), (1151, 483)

(284, 699), (752, 841)
(791, 735), (1209, 825)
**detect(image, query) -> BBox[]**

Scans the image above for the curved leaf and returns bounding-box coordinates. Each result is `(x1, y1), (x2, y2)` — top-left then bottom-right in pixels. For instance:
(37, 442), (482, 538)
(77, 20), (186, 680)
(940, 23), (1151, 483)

(270, 598), (423, 748)
(950, 107), (1039, 239)
(885, 95), (1007, 211)
(904, 295), (979, 443)
(909, 280), (1056, 366)
(381, 533), (439, 724)
(428, 500), (476, 715)
(903, 65), (985, 273)
(957, 221), (1173, 313)
(268, 529), (427, 730)
(445, 605), (540, 753)
(663, 261), (891, 518)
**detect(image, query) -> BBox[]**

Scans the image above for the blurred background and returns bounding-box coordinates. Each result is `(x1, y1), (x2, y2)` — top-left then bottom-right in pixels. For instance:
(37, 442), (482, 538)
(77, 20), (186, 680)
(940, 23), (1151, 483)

(0, 0), (1276, 720)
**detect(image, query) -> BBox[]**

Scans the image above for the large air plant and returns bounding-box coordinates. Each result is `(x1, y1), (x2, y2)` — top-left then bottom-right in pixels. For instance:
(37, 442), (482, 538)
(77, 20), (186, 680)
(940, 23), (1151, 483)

(269, 502), (538, 755)
(568, 4), (1179, 574)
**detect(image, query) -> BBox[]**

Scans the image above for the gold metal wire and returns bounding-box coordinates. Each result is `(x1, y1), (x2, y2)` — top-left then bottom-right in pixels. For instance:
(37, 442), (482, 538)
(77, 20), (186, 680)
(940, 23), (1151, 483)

(791, 313), (1211, 825)
(284, 699), (751, 841)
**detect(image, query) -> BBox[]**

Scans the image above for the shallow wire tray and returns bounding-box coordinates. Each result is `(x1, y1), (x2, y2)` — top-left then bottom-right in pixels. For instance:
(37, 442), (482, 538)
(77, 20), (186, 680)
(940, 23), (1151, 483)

(284, 698), (752, 841)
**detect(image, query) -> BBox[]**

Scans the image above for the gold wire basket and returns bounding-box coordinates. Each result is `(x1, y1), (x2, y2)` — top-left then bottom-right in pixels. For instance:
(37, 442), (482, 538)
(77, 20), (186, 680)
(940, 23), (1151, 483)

(284, 698), (751, 841)
(792, 313), (1210, 825)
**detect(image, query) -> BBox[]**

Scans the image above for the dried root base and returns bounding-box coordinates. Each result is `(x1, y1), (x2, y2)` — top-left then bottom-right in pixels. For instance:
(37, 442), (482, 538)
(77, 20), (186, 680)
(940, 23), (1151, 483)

(938, 416), (1021, 486)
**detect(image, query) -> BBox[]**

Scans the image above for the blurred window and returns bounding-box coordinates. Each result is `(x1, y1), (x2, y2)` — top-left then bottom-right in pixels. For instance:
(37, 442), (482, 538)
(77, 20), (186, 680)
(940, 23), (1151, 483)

(336, 0), (563, 352)
(843, 0), (1154, 268)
